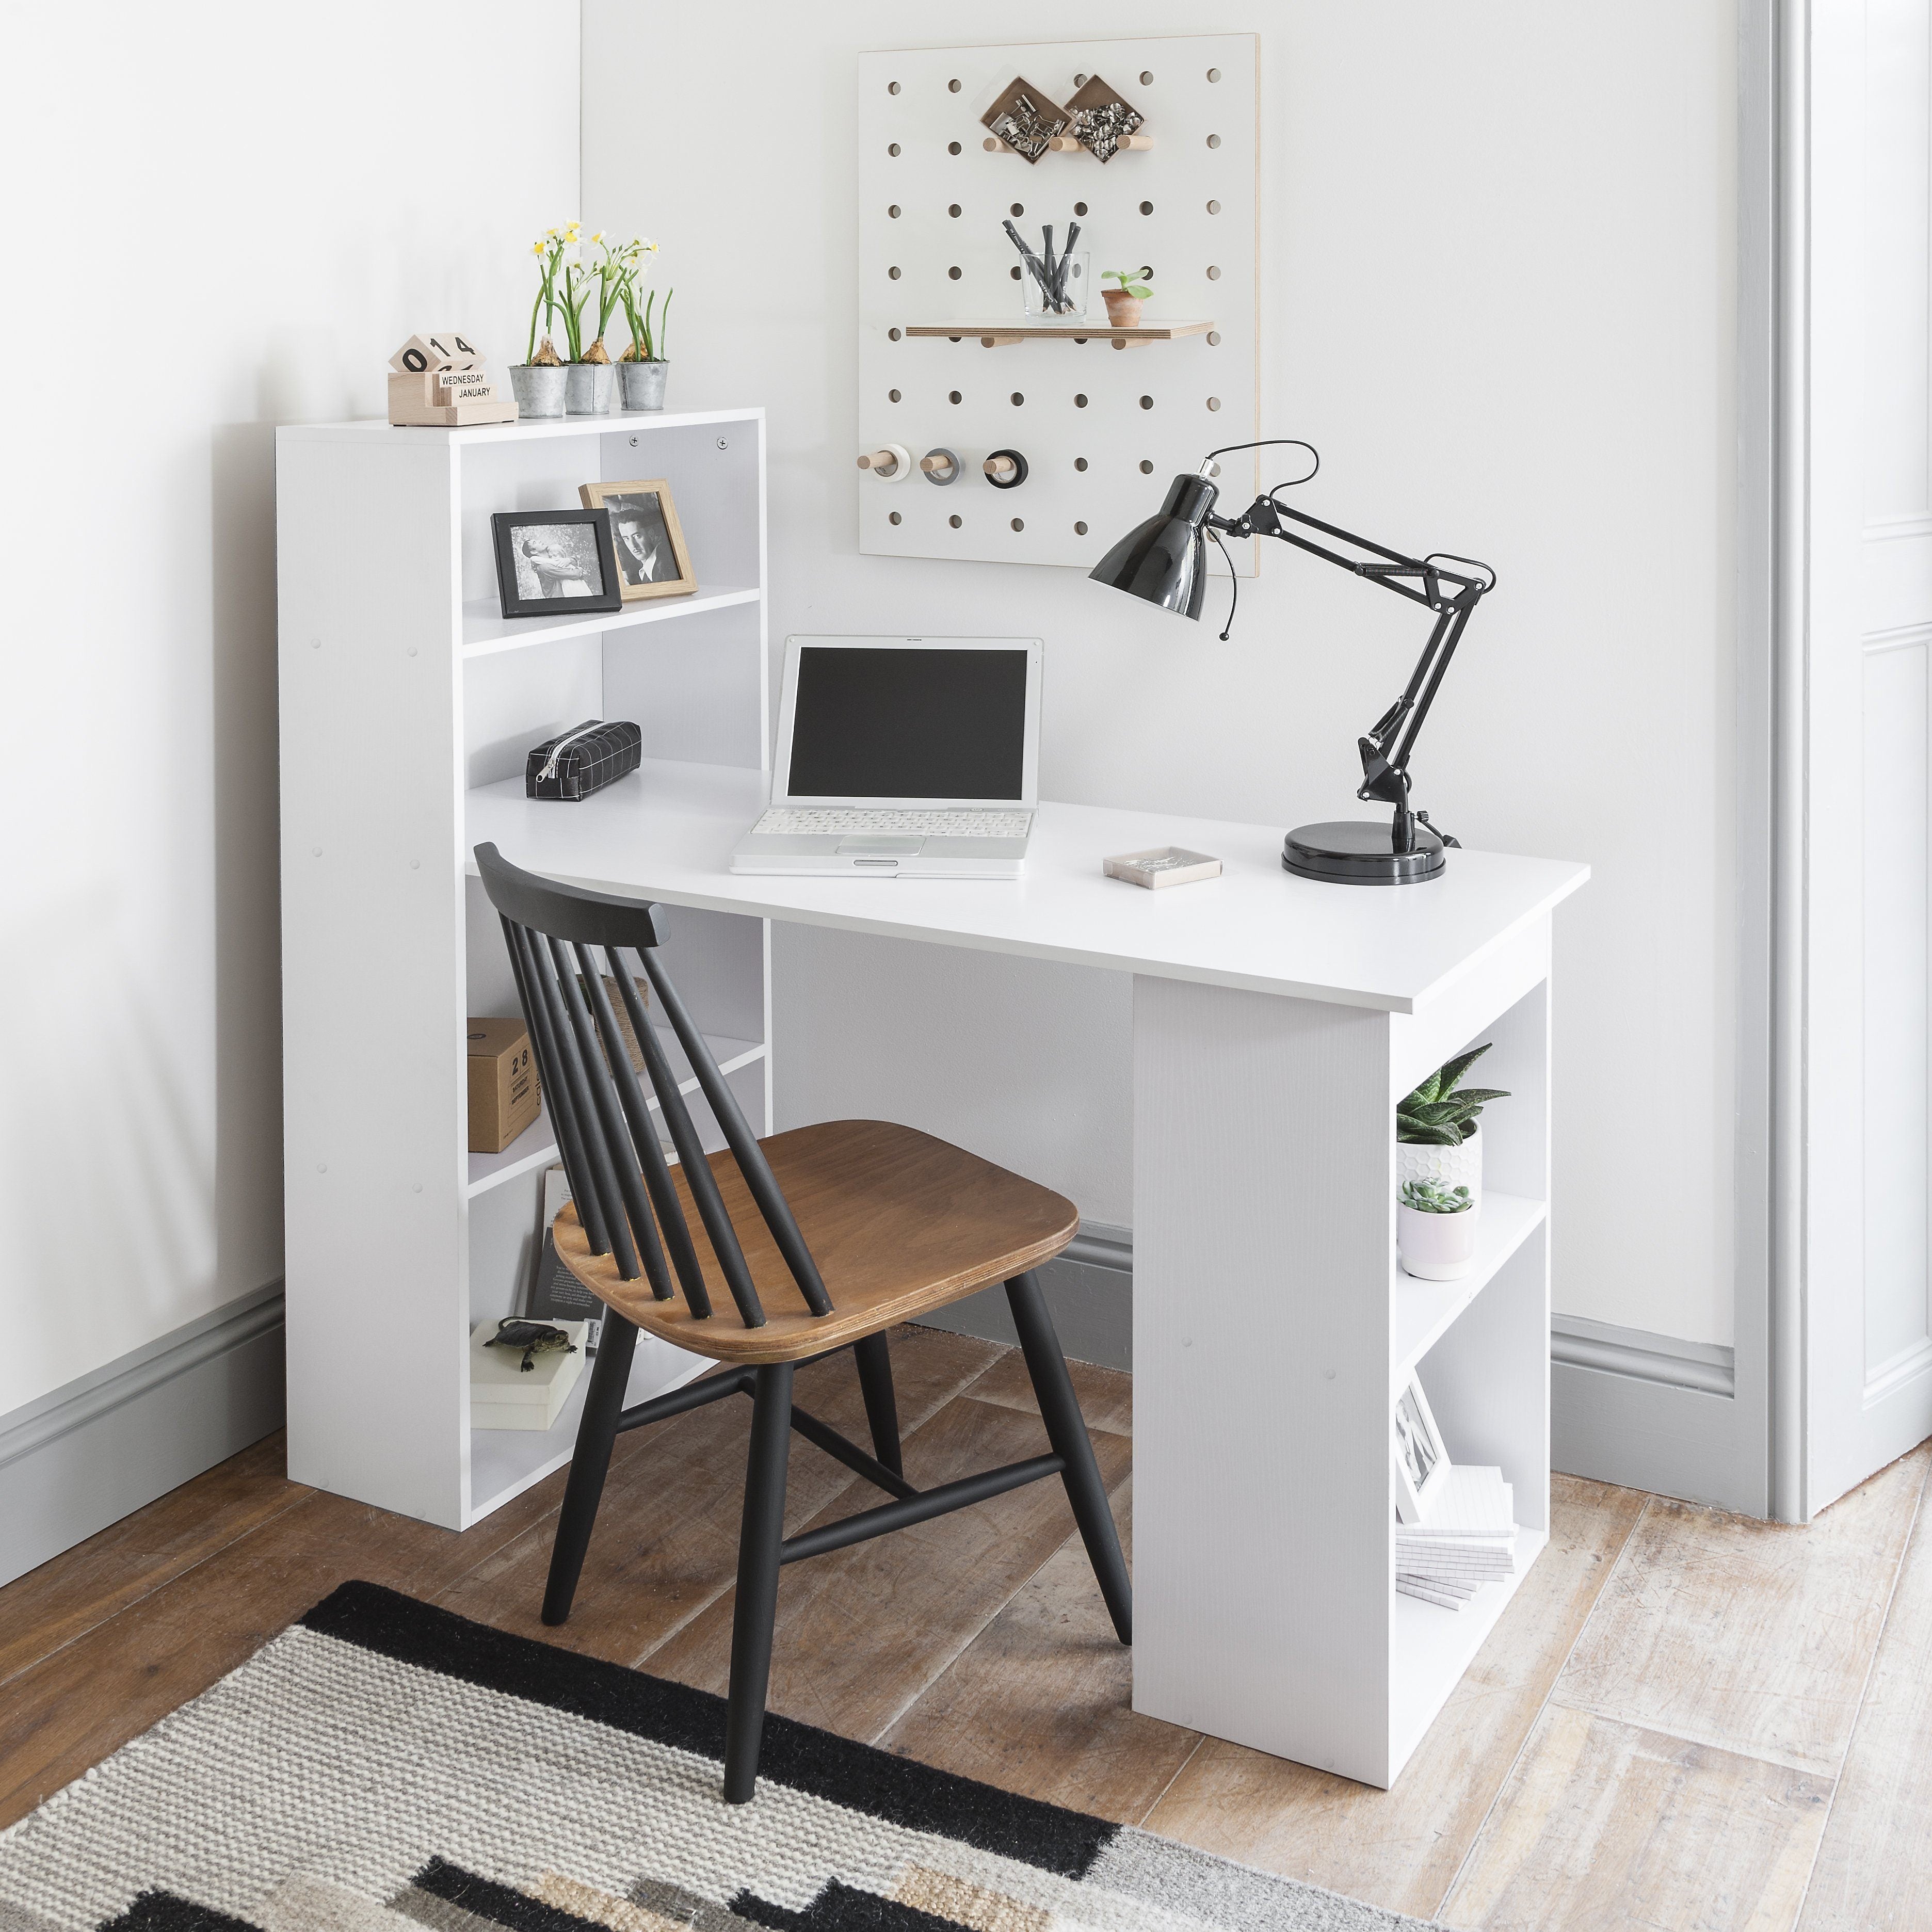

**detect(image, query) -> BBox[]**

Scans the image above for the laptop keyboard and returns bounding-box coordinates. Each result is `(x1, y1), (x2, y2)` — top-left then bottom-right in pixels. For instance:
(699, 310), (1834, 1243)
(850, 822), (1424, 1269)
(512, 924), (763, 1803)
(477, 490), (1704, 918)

(753, 807), (1034, 839)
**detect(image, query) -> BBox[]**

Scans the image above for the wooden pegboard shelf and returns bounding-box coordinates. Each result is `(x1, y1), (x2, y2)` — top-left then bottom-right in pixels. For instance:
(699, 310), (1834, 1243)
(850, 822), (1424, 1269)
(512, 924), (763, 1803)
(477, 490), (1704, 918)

(904, 318), (1215, 348)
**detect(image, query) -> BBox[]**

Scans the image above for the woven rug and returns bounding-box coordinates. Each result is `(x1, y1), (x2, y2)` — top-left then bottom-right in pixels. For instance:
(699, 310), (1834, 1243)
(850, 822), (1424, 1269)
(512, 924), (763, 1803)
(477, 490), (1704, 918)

(0, 1582), (1424, 1932)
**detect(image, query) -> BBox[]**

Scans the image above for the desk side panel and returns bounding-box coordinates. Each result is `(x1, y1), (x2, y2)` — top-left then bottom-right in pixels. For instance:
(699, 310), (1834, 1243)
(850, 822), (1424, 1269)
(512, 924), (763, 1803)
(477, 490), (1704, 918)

(278, 433), (466, 1526)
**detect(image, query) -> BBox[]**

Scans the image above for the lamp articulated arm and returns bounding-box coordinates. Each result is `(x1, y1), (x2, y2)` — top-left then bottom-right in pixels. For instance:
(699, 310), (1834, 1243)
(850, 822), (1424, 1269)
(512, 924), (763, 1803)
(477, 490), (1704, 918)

(1206, 492), (1494, 855)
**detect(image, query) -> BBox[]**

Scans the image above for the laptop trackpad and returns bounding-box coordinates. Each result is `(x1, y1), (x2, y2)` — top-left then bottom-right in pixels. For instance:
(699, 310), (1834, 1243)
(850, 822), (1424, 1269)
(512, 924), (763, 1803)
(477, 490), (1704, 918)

(837, 835), (924, 856)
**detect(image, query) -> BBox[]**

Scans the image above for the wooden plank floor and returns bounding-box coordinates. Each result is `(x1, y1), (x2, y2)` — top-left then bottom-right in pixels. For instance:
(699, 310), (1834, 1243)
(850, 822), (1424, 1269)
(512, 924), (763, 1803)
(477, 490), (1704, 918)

(2, 1328), (1926, 1930)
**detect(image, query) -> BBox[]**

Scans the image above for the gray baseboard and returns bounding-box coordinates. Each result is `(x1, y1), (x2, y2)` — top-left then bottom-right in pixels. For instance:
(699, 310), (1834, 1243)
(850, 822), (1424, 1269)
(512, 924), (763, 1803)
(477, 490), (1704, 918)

(920, 1231), (1756, 1506)
(0, 1282), (286, 1590)
(914, 1223), (1133, 1370)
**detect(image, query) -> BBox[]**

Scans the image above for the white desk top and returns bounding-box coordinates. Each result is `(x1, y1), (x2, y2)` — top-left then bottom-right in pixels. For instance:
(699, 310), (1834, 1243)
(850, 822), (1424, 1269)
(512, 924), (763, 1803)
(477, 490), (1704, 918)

(465, 759), (1588, 1015)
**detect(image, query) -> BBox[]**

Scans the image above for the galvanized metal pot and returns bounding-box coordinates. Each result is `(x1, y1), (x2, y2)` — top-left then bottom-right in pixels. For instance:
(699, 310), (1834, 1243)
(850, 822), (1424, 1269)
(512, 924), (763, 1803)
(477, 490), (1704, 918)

(509, 364), (568, 418)
(618, 360), (669, 411)
(566, 363), (615, 414)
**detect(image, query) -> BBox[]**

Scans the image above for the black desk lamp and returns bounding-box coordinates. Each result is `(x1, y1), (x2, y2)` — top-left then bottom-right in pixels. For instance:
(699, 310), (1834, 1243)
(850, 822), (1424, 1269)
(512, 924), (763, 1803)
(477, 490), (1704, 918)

(1089, 440), (1495, 885)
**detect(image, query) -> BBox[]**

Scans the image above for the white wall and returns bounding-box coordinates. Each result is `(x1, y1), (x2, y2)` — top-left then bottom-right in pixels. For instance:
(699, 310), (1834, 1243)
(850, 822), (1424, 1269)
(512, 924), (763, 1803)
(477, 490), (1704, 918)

(585, 0), (1741, 1345)
(0, 2), (580, 1420)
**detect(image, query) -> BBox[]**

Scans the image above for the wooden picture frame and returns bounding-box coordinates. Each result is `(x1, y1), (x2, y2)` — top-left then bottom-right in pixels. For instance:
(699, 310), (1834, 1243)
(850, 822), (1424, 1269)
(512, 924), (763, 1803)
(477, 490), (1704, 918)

(490, 509), (622, 619)
(1393, 1373), (1451, 1524)
(578, 479), (698, 602)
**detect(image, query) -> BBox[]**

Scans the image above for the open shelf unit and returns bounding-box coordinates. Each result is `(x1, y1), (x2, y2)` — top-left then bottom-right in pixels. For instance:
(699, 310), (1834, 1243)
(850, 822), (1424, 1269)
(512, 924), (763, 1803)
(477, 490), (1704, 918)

(278, 406), (769, 1530)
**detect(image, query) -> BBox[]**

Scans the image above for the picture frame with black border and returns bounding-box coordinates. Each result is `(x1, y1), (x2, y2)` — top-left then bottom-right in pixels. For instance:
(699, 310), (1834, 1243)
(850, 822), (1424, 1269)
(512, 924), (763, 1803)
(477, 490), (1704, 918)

(1393, 1372), (1451, 1524)
(490, 508), (623, 619)
(578, 478), (698, 603)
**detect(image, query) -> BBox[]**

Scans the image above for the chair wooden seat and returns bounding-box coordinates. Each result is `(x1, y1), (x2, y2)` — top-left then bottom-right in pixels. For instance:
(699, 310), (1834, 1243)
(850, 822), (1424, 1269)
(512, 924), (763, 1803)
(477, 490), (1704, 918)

(555, 1119), (1077, 1363)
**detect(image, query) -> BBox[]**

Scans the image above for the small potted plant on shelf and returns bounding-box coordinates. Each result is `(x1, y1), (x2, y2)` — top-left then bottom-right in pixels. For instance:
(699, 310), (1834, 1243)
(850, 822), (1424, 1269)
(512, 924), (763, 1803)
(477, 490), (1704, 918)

(1101, 265), (1152, 328)
(510, 227), (571, 418)
(1397, 1178), (1478, 1281)
(559, 229), (614, 415)
(1396, 1043), (1508, 1219)
(619, 273), (673, 412)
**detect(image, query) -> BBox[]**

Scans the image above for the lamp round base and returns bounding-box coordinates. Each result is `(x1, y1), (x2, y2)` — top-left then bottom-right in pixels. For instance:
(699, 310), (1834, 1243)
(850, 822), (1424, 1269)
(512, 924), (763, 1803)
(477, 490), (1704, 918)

(1282, 819), (1446, 886)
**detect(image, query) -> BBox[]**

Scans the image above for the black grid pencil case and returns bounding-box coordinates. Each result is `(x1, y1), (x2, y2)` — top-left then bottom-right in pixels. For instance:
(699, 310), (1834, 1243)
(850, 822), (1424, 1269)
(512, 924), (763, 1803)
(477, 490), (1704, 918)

(525, 720), (642, 801)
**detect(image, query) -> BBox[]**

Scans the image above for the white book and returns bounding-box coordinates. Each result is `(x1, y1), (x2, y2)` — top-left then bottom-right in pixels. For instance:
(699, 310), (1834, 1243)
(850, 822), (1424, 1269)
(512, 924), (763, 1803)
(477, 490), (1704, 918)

(1397, 1570), (1480, 1600)
(470, 1316), (588, 1430)
(1411, 1464), (1516, 1536)
(1397, 1577), (1468, 1610)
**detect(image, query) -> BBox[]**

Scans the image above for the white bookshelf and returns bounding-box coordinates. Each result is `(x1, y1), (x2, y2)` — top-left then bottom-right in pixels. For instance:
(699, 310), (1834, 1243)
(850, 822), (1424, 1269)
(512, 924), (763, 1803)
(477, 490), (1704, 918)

(277, 405), (769, 1530)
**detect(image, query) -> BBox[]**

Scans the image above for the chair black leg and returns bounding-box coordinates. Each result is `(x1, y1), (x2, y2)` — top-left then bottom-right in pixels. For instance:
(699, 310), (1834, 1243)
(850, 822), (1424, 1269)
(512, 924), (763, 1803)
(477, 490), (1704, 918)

(542, 1313), (639, 1627)
(852, 1331), (903, 1477)
(1005, 1271), (1132, 1645)
(723, 1360), (795, 1802)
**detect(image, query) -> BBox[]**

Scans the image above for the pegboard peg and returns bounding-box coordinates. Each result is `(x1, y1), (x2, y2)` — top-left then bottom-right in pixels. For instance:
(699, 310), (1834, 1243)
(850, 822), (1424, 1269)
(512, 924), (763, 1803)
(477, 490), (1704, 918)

(921, 448), (963, 484)
(1046, 136), (1083, 153)
(1117, 134), (1155, 151)
(857, 443), (912, 480)
(978, 334), (1024, 348)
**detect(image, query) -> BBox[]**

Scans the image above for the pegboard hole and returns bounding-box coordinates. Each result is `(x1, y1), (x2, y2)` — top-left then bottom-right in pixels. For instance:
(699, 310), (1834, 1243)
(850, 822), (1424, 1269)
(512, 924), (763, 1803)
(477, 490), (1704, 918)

(1074, 393), (1088, 408)
(1140, 69), (1155, 84)
(1139, 201), (1154, 216)
(948, 204), (962, 217)
(1010, 202), (1025, 217)
(889, 511), (902, 525)
(1011, 518), (1024, 532)
(1010, 391), (1025, 406)
(948, 77), (961, 92)
(1073, 200), (1088, 216)
(1207, 264), (1222, 281)
(948, 390), (962, 404)
(888, 205), (901, 218)
(1010, 266), (1022, 280)
(1074, 457), (1089, 472)
(888, 327), (902, 341)
(888, 80), (901, 94)
(1074, 72), (1088, 86)
(1139, 395), (1154, 410)
(888, 143), (901, 157)
(1207, 66), (1222, 82)
(888, 266), (901, 280)
(1206, 133), (1222, 149)
(1206, 330), (1222, 346)
(948, 140), (962, 155)
(1207, 396), (1222, 411)
(889, 389), (901, 402)
(948, 514), (963, 529)
(1206, 199), (1221, 214)
(948, 265), (962, 280)
(1075, 521), (1089, 535)
(1139, 460), (1155, 474)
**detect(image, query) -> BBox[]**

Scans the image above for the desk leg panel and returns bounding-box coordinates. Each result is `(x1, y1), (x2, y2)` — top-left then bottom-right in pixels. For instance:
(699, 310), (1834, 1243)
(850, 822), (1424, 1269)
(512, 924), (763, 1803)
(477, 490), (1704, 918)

(1132, 975), (1395, 1785)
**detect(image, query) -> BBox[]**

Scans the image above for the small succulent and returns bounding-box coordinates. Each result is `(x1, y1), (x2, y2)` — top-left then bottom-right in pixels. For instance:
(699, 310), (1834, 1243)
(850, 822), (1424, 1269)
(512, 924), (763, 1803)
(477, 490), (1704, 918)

(1103, 267), (1153, 299)
(1397, 1043), (1509, 1147)
(1400, 1178), (1473, 1214)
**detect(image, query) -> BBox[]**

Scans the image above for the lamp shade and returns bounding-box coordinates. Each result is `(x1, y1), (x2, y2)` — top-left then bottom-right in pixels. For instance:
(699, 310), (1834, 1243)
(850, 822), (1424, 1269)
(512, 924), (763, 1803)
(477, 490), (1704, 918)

(1087, 473), (1220, 618)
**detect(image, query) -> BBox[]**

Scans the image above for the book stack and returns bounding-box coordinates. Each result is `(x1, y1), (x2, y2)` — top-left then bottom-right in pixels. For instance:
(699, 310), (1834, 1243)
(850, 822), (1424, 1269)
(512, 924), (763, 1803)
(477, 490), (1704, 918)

(387, 330), (518, 427)
(1396, 1464), (1518, 1609)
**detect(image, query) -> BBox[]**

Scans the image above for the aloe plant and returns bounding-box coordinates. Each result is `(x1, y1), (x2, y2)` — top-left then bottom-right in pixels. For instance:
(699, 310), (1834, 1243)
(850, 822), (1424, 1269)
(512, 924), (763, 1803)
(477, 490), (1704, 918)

(1397, 1043), (1509, 1147)
(1400, 1178), (1473, 1214)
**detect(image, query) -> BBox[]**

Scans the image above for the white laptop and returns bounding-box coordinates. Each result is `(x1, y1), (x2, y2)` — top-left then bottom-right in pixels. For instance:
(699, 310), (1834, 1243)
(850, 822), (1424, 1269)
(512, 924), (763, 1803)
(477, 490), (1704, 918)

(731, 635), (1042, 878)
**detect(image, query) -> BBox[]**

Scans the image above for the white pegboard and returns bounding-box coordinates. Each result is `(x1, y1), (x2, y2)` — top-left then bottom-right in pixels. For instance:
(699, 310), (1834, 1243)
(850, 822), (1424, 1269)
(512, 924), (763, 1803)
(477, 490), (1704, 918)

(858, 35), (1260, 572)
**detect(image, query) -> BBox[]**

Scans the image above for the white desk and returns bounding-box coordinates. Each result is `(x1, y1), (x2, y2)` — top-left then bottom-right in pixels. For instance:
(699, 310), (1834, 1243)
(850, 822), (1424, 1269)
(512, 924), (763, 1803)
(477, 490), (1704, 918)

(470, 758), (1589, 1788)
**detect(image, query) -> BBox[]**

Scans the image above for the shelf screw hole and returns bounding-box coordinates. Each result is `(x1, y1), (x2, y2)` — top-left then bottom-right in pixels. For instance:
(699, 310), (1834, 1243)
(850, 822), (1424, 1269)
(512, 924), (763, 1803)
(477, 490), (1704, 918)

(1139, 459), (1154, 474)
(1139, 394), (1153, 409)
(1207, 329), (1221, 345)
(1206, 198), (1220, 214)
(948, 140), (961, 155)
(1011, 517), (1024, 531)
(1074, 456), (1089, 471)
(1208, 66), (1222, 82)
(948, 265), (962, 279)
(889, 389), (901, 401)
(1207, 396), (1221, 411)
(889, 510), (901, 525)
(1010, 391), (1024, 405)
(1206, 133), (1222, 149)
(1074, 393), (1088, 407)
(888, 327), (901, 341)
(1075, 521), (1088, 535)
(1073, 200), (1088, 216)
(948, 513), (962, 529)
(1140, 69), (1154, 84)
(888, 80), (900, 94)
(1139, 200), (1154, 216)
(948, 390), (962, 404)
(948, 203), (961, 217)
(1206, 264), (1222, 280)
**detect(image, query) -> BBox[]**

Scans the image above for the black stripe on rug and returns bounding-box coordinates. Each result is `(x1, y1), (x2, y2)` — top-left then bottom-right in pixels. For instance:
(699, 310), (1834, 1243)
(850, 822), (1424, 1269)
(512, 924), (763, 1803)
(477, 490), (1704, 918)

(98, 1895), (262, 1932)
(402, 1859), (607, 1932)
(298, 1582), (1117, 1880)
(730, 1881), (971, 1931)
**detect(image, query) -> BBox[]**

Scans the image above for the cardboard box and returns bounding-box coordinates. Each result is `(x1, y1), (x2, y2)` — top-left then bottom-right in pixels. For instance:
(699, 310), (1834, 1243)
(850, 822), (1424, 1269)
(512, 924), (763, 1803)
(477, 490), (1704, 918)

(468, 1017), (540, 1153)
(470, 1317), (588, 1431)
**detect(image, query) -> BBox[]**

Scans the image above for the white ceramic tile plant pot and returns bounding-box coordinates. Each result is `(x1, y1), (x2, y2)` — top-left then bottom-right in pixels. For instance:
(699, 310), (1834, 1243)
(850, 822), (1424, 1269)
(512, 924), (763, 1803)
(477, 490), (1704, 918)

(1396, 1122), (1483, 1212)
(1397, 1201), (1478, 1280)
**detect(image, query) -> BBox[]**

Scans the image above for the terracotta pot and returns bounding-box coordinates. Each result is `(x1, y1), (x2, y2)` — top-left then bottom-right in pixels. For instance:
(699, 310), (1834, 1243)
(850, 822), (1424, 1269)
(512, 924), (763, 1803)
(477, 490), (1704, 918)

(1102, 288), (1144, 328)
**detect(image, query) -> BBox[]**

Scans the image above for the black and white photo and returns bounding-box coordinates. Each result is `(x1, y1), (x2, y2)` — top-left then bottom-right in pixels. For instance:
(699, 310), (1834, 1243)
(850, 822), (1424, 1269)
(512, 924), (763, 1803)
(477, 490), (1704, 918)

(489, 509), (623, 619)
(579, 477), (697, 602)
(1393, 1373), (1450, 1523)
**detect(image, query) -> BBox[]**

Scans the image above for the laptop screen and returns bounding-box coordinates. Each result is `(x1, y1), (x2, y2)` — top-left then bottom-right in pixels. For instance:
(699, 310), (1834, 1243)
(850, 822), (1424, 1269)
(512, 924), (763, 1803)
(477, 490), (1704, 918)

(785, 645), (1031, 800)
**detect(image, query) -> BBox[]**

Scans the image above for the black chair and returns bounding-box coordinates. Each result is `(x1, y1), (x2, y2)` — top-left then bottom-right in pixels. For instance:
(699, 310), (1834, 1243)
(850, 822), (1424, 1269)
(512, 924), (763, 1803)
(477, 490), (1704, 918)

(474, 843), (1131, 1801)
